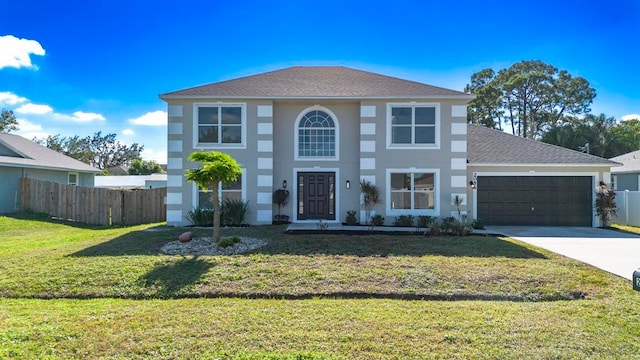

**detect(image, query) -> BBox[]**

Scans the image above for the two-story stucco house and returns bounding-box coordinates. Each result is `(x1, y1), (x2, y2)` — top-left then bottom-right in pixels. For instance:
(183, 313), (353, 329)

(160, 66), (618, 227)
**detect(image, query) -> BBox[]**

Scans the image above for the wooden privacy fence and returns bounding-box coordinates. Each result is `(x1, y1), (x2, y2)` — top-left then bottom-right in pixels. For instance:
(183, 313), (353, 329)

(20, 177), (166, 226)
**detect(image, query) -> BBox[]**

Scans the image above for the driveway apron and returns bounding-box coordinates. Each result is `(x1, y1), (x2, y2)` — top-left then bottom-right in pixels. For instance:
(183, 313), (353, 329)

(486, 226), (640, 280)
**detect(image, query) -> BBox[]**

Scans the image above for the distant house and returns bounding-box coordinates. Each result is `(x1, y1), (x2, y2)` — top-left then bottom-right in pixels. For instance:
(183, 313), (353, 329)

(160, 66), (618, 227)
(0, 133), (101, 213)
(610, 149), (640, 191)
(94, 174), (167, 189)
(106, 165), (129, 175)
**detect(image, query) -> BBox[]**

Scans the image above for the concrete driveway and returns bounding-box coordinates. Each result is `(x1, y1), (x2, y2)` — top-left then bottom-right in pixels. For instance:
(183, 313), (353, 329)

(486, 226), (640, 280)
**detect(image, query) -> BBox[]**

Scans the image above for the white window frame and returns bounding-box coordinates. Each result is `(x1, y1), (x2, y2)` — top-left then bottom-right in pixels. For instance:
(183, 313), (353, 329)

(192, 102), (247, 149)
(294, 105), (340, 161)
(611, 175), (617, 190)
(386, 168), (439, 216)
(192, 168), (247, 209)
(68, 172), (79, 186)
(386, 103), (440, 149)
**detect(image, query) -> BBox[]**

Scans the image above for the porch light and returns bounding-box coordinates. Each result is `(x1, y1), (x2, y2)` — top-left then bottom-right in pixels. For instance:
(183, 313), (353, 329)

(469, 180), (477, 189)
(346, 180), (351, 189)
(283, 180), (287, 189)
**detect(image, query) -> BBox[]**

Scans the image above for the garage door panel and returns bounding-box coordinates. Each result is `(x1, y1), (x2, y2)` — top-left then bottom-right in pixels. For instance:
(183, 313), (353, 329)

(477, 176), (592, 226)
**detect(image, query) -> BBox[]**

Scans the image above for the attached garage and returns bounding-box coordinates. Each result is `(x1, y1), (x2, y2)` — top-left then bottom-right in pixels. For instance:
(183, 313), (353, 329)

(476, 176), (593, 226)
(467, 125), (620, 227)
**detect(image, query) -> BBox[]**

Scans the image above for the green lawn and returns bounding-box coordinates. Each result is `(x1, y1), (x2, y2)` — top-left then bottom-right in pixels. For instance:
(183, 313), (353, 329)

(1, 213), (639, 359)
(612, 223), (640, 235)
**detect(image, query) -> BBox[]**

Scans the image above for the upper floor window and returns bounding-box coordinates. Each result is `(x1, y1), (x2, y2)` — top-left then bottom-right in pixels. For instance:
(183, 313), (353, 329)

(193, 103), (246, 148)
(387, 103), (440, 149)
(295, 107), (339, 160)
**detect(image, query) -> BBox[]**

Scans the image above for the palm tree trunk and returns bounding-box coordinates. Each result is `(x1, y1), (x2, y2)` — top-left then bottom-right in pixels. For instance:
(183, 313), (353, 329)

(211, 182), (221, 242)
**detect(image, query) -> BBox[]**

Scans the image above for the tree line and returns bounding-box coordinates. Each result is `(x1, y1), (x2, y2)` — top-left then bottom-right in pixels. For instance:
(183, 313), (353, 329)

(465, 60), (639, 158)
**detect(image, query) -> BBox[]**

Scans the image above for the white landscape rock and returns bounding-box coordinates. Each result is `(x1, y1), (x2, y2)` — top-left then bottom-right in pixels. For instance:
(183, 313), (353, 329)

(161, 236), (268, 256)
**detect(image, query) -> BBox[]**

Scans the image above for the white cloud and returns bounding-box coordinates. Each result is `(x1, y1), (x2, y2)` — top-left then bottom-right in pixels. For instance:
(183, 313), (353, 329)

(15, 103), (53, 115)
(621, 114), (640, 121)
(15, 118), (49, 140)
(129, 110), (167, 126)
(0, 91), (28, 106)
(141, 148), (167, 164)
(0, 35), (45, 70)
(53, 111), (106, 122)
(122, 129), (134, 135)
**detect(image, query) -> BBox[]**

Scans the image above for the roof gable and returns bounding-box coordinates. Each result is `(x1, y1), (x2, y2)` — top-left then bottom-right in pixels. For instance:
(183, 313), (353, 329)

(0, 134), (100, 173)
(467, 125), (619, 166)
(610, 149), (640, 173)
(160, 66), (473, 99)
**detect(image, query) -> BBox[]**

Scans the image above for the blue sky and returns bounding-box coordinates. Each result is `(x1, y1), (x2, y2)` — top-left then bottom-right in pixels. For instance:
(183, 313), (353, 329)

(1, 0), (638, 163)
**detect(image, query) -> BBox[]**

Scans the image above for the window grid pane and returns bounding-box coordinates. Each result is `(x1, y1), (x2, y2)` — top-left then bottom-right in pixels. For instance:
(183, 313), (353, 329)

(198, 106), (243, 144)
(298, 110), (336, 158)
(390, 106), (436, 145)
(391, 172), (436, 211)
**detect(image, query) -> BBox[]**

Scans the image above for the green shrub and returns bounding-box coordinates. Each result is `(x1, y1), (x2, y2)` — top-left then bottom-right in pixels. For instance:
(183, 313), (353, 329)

(217, 236), (241, 247)
(186, 207), (215, 226)
(417, 215), (436, 228)
(441, 216), (472, 236)
(393, 215), (415, 227)
(370, 214), (385, 226)
(222, 199), (250, 226)
(471, 219), (485, 230)
(345, 210), (358, 225)
(425, 219), (442, 236)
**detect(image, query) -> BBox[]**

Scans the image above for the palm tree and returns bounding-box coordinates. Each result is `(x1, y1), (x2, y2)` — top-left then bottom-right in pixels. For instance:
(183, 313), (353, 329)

(186, 151), (242, 242)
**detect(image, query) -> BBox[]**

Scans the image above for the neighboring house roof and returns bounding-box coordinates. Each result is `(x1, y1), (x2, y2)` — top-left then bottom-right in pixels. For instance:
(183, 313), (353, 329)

(610, 149), (640, 173)
(467, 125), (620, 166)
(160, 66), (473, 99)
(107, 165), (129, 175)
(0, 133), (100, 173)
(95, 174), (167, 189)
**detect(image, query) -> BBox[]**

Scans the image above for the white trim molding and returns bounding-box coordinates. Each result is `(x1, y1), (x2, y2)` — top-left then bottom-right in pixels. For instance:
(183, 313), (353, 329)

(257, 192), (272, 205)
(451, 158), (466, 170)
(257, 140), (273, 152)
(257, 175), (273, 187)
(167, 158), (183, 170)
(451, 123), (467, 135)
(167, 210), (182, 223)
(257, 210), (273, 222)
(451, 140), (467, 153)
(168, 140), (182, 152)
(257, 157), (273, 170)
(360, 123), (376, 135)
(360, 158), (376, 170)
(166, 192), (182, 205)
(451, 175), (467, 188)
(257, 105), (273, 118)
(360, 105), (376, 118)
(451, 105), (467, 117)
(168, 123), (183, 135)
(257, 122), (273, 135)
(168, 105), (183, 117)
(360, 140), (376, 153)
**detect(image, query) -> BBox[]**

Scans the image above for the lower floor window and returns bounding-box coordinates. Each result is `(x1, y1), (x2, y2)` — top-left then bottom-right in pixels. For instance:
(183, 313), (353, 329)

(198, 175), (243, 209)
(389, 171), (436, 211)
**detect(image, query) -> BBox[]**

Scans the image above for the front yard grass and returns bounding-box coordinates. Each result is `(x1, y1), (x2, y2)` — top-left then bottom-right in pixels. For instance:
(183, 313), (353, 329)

(1, 213), (639, 359)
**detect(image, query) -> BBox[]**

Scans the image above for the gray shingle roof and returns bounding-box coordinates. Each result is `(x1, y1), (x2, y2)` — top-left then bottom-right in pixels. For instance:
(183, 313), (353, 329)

(610, 149), (640, 173)
(0, 133), (100, 173)
(467, 125), (620, 166)
(160, 66), (472, 99)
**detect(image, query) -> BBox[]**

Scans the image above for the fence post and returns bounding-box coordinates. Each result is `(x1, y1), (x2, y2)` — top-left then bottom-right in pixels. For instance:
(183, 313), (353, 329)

(625, 190), (629, 225)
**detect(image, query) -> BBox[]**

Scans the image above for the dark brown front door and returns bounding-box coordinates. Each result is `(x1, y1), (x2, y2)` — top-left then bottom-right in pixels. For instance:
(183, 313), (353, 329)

(297, 172), (335, 220)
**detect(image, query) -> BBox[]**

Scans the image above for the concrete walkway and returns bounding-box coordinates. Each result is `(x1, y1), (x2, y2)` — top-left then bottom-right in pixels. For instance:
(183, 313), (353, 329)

(487, 226), (640, 280)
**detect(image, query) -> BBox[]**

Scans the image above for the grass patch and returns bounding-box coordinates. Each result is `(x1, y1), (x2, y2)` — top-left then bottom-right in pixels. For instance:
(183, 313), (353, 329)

(0, 213), (639, 358)
(612, 223), (640, 235)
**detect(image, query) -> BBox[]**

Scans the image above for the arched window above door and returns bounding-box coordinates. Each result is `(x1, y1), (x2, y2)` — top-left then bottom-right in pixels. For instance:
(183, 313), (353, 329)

(295, 107), (339, 160)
